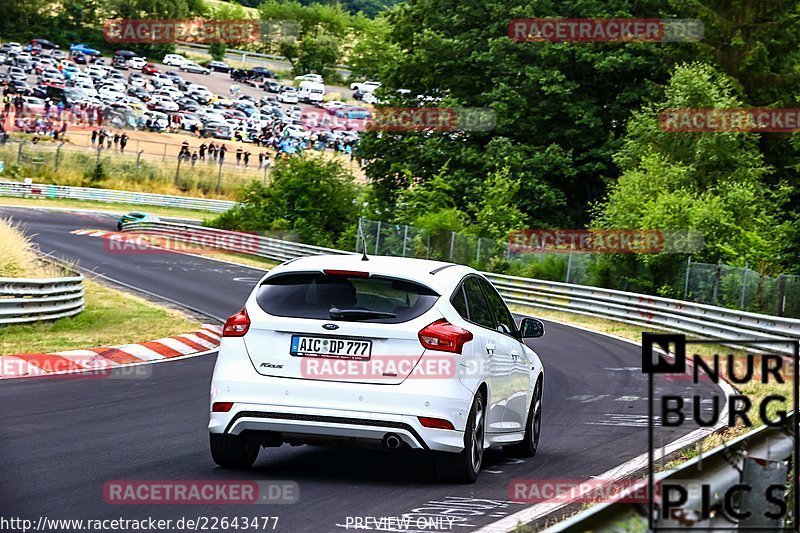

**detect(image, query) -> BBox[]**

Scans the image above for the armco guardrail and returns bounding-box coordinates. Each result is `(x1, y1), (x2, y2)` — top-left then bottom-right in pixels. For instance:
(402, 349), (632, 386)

(122, 220), (352, 263)
(0, 181), (237, 213)
(0, 271), (85, 325)
(121, 221), (800, 355)
(483, 273), (800, 356)
(546, 416), (795, 531)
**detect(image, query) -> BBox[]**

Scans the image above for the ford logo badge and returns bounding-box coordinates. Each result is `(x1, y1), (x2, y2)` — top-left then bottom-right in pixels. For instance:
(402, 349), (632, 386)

(322, 323), (339, 330)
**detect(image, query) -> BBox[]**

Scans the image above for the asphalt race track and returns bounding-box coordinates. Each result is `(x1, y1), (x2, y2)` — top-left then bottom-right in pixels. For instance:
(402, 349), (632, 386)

(0, 206), (724, 532)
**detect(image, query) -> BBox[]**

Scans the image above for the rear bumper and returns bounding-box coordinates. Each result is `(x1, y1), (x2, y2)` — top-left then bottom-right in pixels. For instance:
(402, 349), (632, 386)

(208, 338), (475, 453)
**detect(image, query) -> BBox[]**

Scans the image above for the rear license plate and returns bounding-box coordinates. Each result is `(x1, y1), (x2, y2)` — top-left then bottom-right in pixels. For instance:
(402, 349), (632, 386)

(290, 336), (372, 360)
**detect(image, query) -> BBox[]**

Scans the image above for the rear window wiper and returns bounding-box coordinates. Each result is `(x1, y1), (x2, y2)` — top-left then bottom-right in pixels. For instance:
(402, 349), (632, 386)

(329, 308), (397, 320)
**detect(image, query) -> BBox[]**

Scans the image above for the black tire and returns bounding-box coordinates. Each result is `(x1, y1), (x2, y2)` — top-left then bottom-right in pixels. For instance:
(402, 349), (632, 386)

(437, 393), (485, 483)
(209, 433), (260, 469)
(504, 379), (542, 457)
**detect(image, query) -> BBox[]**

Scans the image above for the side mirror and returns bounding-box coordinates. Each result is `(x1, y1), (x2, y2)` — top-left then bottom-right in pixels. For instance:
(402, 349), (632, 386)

(520, 317), (545, 339)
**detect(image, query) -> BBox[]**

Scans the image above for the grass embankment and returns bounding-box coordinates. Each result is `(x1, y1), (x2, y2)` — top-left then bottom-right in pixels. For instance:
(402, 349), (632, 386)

(0, 141), (248, 200)
(0, 218), (200, 355)
(513, 305), (792, 463)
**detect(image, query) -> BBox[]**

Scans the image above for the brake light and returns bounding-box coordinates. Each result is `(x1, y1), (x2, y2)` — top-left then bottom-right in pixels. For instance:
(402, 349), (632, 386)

(212, 402), (234, 412)
(323, 269), (369, 277)
(222, 308), (250, 337)
(418, 319), (473, 354)
(418, 416), (455, 430)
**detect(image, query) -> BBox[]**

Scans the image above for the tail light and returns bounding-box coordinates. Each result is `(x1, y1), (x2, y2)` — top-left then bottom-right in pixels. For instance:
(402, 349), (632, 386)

(222, 308), (250, 337)
(418, 416), (455, 430)
(212, 402), (234, 412)
(418, 319), (473, 354)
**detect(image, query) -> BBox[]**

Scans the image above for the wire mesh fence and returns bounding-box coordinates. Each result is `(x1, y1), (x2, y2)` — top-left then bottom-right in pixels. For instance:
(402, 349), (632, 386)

(357, 218), (799, 318)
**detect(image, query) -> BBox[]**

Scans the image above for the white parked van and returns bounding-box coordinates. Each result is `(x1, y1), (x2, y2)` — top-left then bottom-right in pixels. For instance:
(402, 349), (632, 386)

(297, 80), (325, 104)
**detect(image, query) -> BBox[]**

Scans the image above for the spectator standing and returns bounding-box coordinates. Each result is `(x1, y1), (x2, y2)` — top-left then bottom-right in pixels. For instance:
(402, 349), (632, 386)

(91, 129), (97, 148)
(235, 147), (242, 166)
(219, 144), (227, 164)
(191, 151), (198, 167)
(258, 151), (265, 169)
(208, 142), (217, 162)
(120, 132), (128, 153)
(113, 132), (120, 151)
(97, 129), (106, 149)
(199, 143), (207, 161)
(243, 151), (250, 168)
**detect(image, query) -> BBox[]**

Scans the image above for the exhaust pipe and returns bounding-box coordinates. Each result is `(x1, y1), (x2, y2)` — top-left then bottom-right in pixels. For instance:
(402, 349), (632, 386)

(383, 433), (402, 449)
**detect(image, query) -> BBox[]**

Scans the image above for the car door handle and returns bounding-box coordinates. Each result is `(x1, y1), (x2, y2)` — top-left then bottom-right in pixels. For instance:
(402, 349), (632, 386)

(485, 343), (495, 354)
(510, 350), (520, 360)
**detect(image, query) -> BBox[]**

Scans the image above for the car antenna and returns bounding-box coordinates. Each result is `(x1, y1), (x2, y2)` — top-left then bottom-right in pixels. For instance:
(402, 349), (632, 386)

(358, 218), (369, 261)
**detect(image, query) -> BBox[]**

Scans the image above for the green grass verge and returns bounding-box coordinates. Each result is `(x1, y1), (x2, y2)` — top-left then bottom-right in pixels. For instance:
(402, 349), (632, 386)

(0, 196), (219, 222)
(1, 278), (200, 355)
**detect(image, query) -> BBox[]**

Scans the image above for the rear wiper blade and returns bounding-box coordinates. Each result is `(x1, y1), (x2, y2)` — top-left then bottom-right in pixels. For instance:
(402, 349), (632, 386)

(329, 308), (396, 320)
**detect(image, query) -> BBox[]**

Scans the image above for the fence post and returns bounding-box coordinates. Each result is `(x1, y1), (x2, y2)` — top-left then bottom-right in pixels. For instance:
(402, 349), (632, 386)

(426, 233), (431, 260)
(712, 260), (722, 304)
(374, 221), (381, 255)
(355, 216), (362, 253)
(17, 141), (24, 163)
(449, 231), (455, 261)
(54, 142), (65, 170)
(683, 256), (692, 300)
(216, 160), (223, 194)
(776, 275), (786, 316)
(402, 225), (408, 257)
(162, 143), (167, 162)
(136, 150), (144, 171)
(740, 260), (749, 309)
(565, 244), (574, 283)
(175, 155), (183, 186)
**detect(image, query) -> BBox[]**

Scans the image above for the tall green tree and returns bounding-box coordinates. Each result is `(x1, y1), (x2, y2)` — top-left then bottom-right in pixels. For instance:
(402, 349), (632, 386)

(358, 0), (688, 227)
(592, 63), (790, 292)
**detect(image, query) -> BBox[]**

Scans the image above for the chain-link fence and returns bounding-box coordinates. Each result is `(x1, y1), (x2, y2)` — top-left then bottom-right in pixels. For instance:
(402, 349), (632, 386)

(684, 260), (800, 317)
(357, 218), (799, 318)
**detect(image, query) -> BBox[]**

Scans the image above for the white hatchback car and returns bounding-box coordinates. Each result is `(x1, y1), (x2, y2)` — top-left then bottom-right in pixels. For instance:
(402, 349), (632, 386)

(209, 255), (545, 483)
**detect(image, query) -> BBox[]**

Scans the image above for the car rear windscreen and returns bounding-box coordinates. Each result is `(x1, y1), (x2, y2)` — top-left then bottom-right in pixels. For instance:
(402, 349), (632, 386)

(256, 273), (439, 323)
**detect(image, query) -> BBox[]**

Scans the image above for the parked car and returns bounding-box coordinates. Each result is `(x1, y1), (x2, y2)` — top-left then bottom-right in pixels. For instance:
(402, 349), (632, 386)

(163, 54), (188, 66)
(69, 43), (101, 56)
(142, 63), (160, 75)
(209, 61), (230, 72)
(278, 87), (299, 104)
(350, 80), (381, 92)
(180, 61), (210, 75)
(295, 73), (323, 84)
(127, 57), (147, 70)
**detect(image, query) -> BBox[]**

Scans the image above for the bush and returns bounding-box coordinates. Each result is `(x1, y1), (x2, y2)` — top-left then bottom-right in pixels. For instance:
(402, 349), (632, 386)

(208, 155), (359, 247)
